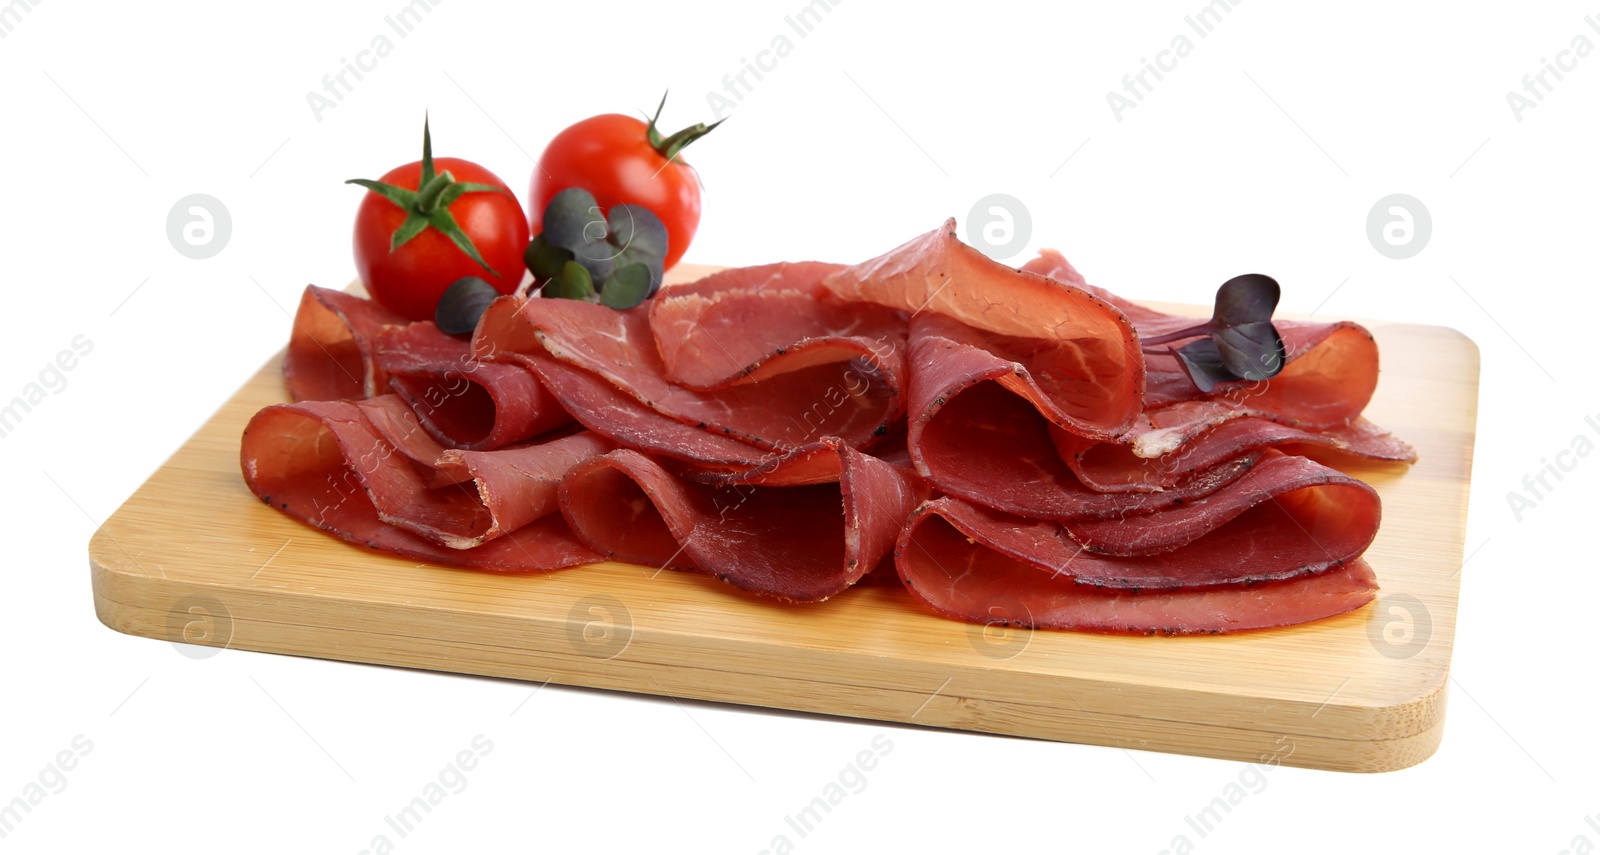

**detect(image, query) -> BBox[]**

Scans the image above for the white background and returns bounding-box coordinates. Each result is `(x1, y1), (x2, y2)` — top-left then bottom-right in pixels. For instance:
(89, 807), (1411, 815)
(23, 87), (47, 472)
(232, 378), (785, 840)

(1, 0), (1594, 851)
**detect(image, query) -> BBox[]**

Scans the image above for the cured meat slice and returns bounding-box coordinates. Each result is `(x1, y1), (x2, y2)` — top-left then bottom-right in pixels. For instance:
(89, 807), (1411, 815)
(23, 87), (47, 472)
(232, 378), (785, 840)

(897, 497), (1380, 633)
(244, 399), (609, 549)
(283, 285), (406, 402)
(908, 493), (1369, 592)
(1053, 415), (1417, 493)
(240, 401), (602, 570)
(1060, 451), (1381, 562)
(649, 261), (904, 391)
(350, 395), (454, 475)
(821, 220), (1142, 438)
(511, 348), (888, 486)
(429, 433), (616, 543)
(559, 440), (917, 602)
(1138, 320), (1380, 425)
(912, 377), (1258, 520)
(1021, 250), (1381, 439)
(374, 321), (571, 450)
(506, 349), (844, 485)
(472, 296), (899, 485)
(476, 296), (900, 452)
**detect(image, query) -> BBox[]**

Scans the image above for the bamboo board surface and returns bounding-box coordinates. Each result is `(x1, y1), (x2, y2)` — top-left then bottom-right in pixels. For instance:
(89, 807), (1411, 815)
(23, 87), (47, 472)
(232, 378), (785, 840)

(90, 267), (1478, 772)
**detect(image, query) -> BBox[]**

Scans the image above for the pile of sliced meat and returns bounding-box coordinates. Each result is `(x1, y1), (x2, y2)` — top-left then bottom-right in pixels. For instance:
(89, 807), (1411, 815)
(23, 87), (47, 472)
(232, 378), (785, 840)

(241, 219), (1415, 634)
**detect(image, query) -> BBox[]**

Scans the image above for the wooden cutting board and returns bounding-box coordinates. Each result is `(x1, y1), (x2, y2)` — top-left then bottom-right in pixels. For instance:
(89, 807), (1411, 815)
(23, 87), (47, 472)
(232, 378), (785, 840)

(89, 267), (1478, 772)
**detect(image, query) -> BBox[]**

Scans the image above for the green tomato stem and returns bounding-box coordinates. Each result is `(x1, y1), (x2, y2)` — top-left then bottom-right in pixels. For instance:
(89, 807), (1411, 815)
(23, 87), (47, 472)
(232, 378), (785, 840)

(346, 118), (504, 276)
(415, 170), (455, 213)
(645, 91), (724, 163)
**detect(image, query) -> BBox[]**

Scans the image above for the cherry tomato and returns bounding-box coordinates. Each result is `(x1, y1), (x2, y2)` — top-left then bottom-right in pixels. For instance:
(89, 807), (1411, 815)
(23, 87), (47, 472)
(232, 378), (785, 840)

(529, 101), (718, 272)
(351, 133), (528, 322)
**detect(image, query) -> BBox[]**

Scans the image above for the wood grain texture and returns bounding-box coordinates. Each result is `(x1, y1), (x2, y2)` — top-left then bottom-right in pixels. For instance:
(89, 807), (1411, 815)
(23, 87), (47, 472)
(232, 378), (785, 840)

(89, 267), (1479, 772)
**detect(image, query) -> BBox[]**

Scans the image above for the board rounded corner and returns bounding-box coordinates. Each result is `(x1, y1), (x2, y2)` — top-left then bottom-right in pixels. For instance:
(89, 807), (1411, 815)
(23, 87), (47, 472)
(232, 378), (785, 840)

(89, 544), (142, 638)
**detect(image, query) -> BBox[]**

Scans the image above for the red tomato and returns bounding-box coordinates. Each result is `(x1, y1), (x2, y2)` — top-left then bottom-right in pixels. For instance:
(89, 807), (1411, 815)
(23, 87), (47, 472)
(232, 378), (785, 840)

(353, 157), (528, 322)
(529, 112), (710, 272)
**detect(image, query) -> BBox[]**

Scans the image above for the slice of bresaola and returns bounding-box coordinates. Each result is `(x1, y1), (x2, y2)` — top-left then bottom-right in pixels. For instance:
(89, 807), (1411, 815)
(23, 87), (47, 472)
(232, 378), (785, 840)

(372, 321), (572, 450)
(820, 220), (1143, 439)
(1021, 250), (1384, 442)
(486, 344), (858, 485)
(467, 288), (908, 486)
(240, 398), (609, 564)
(283, 285), (407, 402)
(911, 377), (1259, 520)
(897, 497), (1380, 634)
(1060, 451), (1382, 561)
(1134, 318), (1379, 433)
(1052, 415), (1417, 493)
(475, 295), (900, 452)
(559, 440), (917, 602)
(649, 261), (905, 392)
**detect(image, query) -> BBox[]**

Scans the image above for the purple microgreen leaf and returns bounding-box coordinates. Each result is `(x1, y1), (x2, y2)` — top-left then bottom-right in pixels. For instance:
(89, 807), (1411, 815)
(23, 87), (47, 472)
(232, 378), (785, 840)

(1172, 338), (1234, 394)
(1213, 274), (1280, 327)
(1139, 321), (1216, 349)
(1208, 274), (1284, 381)
(1212, 320), (1286, 381)
(1149, 272), (1288, 391)
(435, 277), (500, 336)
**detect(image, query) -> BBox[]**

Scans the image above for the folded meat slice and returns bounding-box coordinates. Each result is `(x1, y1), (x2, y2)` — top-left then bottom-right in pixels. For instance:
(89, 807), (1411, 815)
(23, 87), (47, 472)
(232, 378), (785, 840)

(1053, 415), (1417, 493)
(496, 348), (843, 485)
(428, 433), (616, 542)
(1133, 319), (1380, 437)
(241, 399), (609, 561)
(1060, 451), (1382, 562)
(559, 440), (917, 602)
(350, 395), (454, 475)
(649, 261), (905, 391)
(477, 296), (899, 452)
(373, 321), (572, 450)
(897, 497), (1380, 634)
(821, 220), (1142, 439)
(283, 285), (406, 402)
(1022, 250), (1385, 452)
(912, 376), (1258, 520)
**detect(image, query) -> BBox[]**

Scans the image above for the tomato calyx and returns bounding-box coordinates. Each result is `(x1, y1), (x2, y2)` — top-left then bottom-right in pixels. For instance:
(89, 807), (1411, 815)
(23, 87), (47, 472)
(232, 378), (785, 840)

(524, 187), (668, 309)
(643, 91), (725, 163)
(346, 115), (517, 279)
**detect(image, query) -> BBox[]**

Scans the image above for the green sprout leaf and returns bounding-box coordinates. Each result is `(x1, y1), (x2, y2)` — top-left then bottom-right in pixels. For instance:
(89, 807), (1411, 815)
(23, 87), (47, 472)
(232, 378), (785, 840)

(541, 188), (615, 283)
(524, 233), (573, 281)
(601, 263), (655, 309)
(544, 261), (597, 301)
(607, 205), (668, 297)
(435, 277), (501, 336)
(533, 189), (670, 309)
